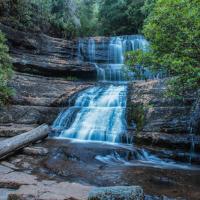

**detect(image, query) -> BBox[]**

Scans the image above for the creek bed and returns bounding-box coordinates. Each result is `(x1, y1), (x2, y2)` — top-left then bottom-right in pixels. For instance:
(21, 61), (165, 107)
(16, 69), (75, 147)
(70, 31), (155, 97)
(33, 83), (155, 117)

(5, 138), (200, 200)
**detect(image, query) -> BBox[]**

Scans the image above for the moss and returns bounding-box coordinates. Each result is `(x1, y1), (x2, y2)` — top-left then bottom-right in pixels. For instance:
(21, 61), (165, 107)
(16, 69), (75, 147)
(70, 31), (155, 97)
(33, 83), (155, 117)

(128, 104), (146, 132)
(0, 31), (14, 106)
(65, 76), (79, 81)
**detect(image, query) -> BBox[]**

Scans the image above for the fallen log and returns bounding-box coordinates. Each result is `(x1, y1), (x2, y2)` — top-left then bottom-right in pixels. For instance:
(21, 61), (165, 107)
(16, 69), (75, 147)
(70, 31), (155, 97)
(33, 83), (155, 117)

(0, 124), (49, 159)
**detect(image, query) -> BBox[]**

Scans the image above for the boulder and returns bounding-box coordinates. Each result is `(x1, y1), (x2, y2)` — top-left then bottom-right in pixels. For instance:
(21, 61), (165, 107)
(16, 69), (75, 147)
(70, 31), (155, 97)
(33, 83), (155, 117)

(0, 188), (16, 200)
(88, 186), (144, 200)
(22, 147), (49, 156)
(8, 182), (92, 200)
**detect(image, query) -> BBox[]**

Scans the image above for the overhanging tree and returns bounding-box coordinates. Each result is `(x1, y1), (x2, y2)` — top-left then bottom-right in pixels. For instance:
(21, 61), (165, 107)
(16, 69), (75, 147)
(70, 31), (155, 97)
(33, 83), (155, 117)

(127, 0), (200, 97)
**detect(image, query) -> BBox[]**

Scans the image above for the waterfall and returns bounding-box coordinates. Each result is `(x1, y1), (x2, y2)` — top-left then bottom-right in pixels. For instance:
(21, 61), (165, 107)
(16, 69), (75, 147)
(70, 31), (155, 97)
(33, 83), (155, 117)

(53, 35), (151, 142)
(77, 38), (96, 62)
(53, 35), (159, 143)
(88, 38), (96, 62)
(109, 37), (124, 64)
(108, 35), (149, 64)
(53, 86), (127, 142)
(78, 39), (84, 61)
(51, 35), (199, 169)
(94, 64), (105, 81)
(95, 64), (132, 81)
(77, 35), (158, 82)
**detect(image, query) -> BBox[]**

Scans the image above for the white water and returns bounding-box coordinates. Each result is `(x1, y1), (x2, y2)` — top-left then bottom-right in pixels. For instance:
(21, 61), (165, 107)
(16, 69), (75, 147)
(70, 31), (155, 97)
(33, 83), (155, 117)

(88, 38), (96, 62)
(53, 85), (127, 143)
(108, 35), (149, 64)
(77, 35), (158, 82)
(95, 149), (199, 170)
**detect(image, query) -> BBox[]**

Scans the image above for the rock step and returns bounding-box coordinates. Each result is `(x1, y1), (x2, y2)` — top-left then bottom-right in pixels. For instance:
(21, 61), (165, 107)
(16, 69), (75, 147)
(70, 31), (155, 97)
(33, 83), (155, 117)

(0, 105), (61, 125)
(142, 119), (189, 134)
(143, 145), (200, 164)
(129, 96), (195, 107)
(135, 132), (200, 152)
(0, 124), (38, 137)
(12, 53), (96, 79)
(0, 23), (97, 80)
(9, 72), (93, 107)
(145, 106), (191, 116)
(0, 73), (94, 130)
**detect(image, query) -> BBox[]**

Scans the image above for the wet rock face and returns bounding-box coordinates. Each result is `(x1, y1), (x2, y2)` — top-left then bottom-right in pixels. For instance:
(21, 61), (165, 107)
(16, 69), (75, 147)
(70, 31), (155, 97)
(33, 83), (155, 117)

(0, 72), (93, 137)
(88, 186), (144, 200)
(127, 79), (194, 134)
(0, 24), (95, 137)
(127, 79), (200, 152)
(189, 90), (200, 134)
(0, 23), (97, 80)
(78, 37), (110, 63)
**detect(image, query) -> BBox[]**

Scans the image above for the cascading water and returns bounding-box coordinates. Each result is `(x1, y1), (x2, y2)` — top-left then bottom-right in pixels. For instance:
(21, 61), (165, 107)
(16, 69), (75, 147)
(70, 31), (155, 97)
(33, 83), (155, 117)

(52, 35), (197, 169)
(54, 85), (127, 142)
(106, 35), (150, 81)
(109, 37), (124, 64)
(108, 35), (149, 64)
(53, 35), (163, 143)
(53, 35), (146, 142)
(77, 35), (166, 82)
(88, 38), (96, 62)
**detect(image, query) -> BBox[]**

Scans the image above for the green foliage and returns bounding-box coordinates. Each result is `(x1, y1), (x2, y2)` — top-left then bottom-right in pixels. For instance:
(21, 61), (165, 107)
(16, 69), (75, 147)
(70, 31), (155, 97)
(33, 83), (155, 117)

(0, 0), (148, 37)
(77, 0), (99, 37)
(65, 76), (79, 81)
(126, 49), (162, 79)
(0, 0), (80, 39)
(141, 0), (156, 17)
(0, 31), (13, 105)
(128, 104), (145, 132)
(98, 0), (145, 36)
(126, 50), (155, 69)
(127, 0), (200, 97)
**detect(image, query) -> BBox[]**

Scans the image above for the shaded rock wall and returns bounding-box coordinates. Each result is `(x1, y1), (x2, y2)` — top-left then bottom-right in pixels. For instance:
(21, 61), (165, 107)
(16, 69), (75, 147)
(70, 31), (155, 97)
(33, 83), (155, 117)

(0, 24), (96, 137)
(0, 23), (96, 80)
(79, 37), (110, 63)
(189, 90), (200, 134)
(127, 79), (200, 152)
(0, 72), (93, 137)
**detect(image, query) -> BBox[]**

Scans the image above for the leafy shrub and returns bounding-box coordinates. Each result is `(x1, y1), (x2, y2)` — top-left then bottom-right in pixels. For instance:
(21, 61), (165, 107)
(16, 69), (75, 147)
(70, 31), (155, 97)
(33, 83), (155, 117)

(126, 0), (200, 97)
(0, 31), (13, 105)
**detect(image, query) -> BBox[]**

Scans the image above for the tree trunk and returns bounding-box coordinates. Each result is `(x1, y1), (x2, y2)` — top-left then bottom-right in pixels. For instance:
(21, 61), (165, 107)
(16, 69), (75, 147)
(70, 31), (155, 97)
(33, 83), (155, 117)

(0, 124), (49, 159)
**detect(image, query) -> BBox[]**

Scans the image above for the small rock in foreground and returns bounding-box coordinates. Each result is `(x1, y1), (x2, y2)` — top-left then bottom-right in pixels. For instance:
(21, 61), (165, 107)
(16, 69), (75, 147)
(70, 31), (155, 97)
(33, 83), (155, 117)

(88, 186), (144, 200)
(22, 147), (49, 156)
